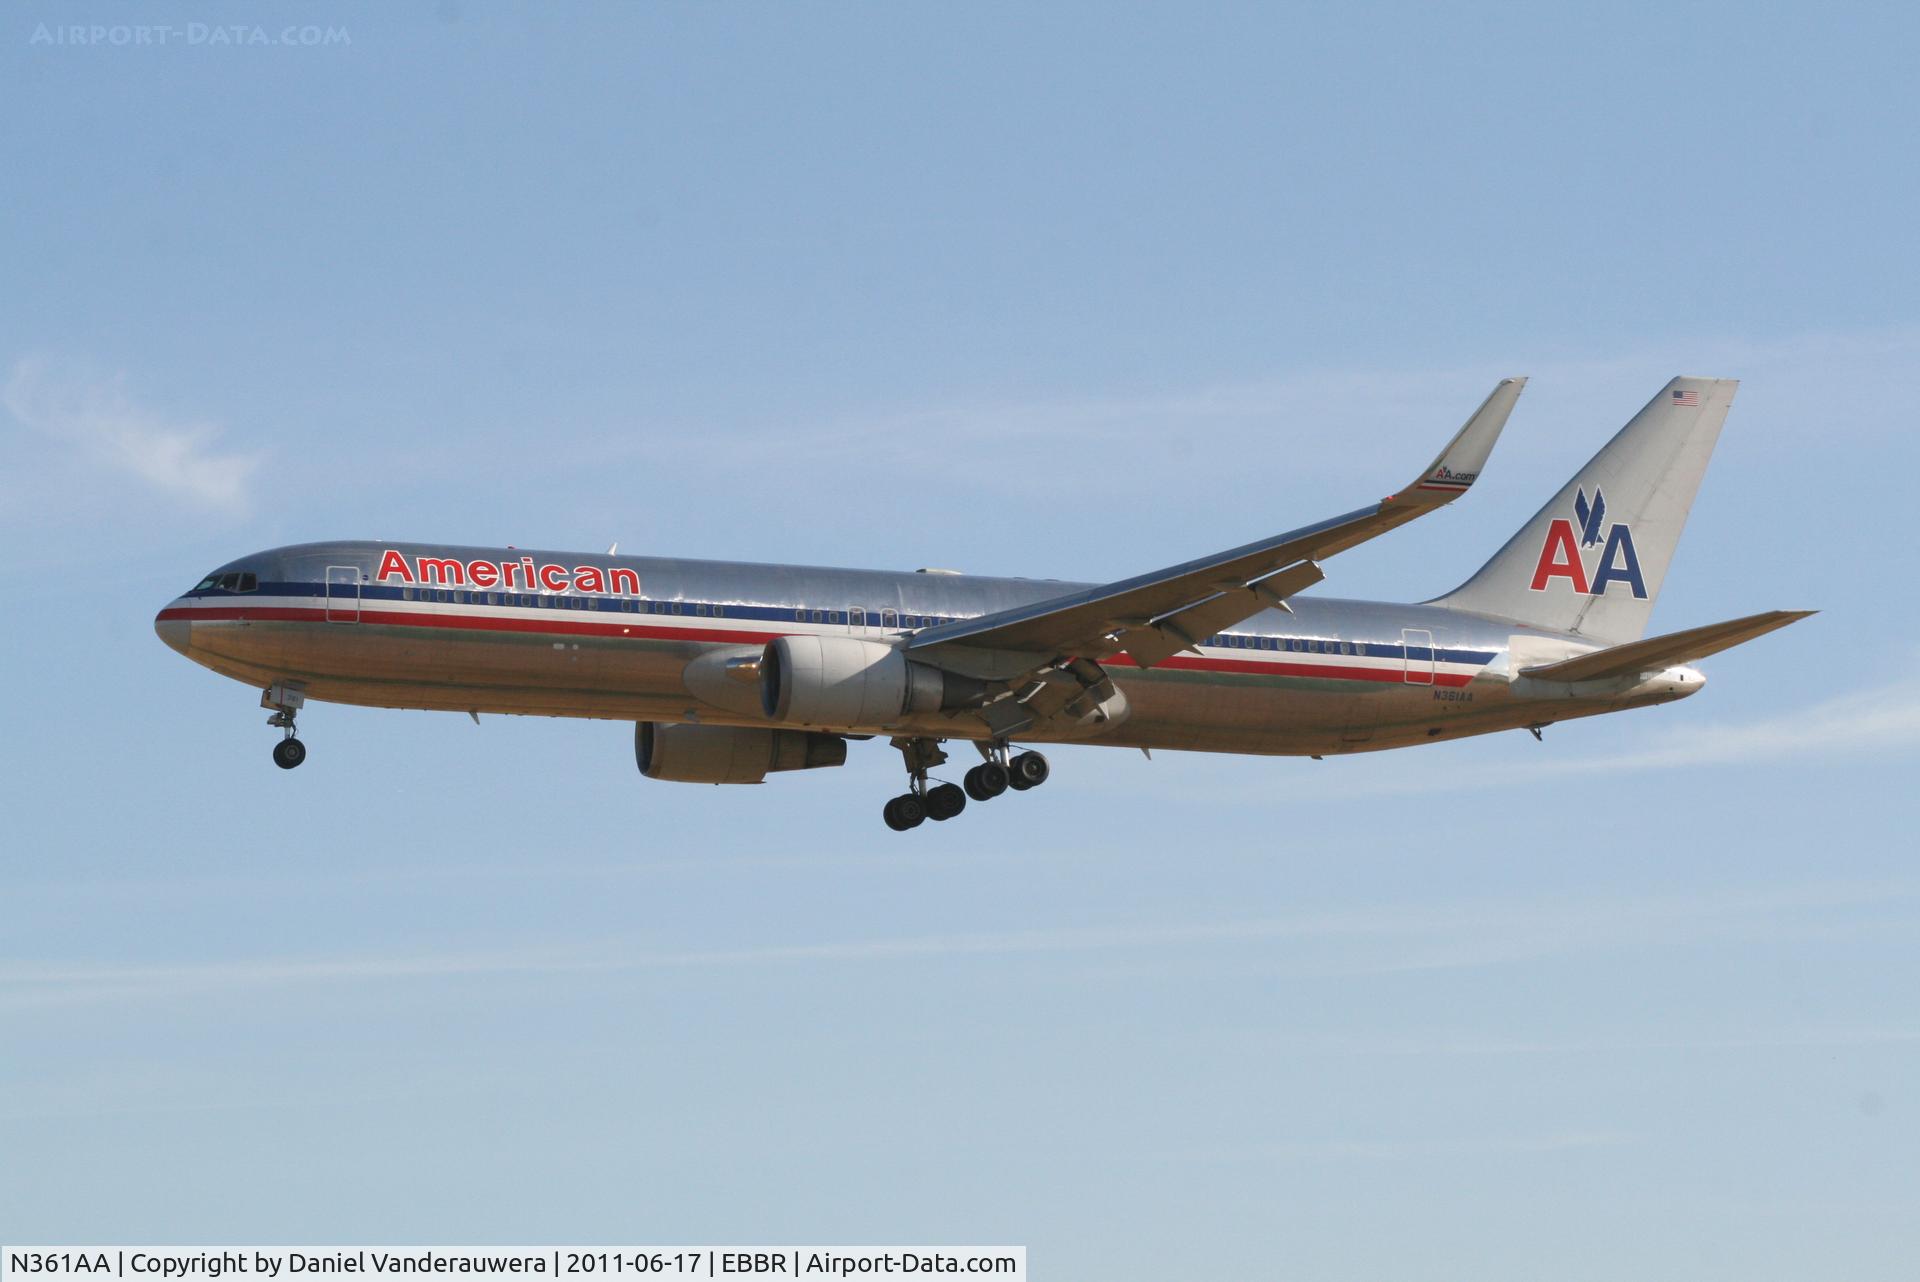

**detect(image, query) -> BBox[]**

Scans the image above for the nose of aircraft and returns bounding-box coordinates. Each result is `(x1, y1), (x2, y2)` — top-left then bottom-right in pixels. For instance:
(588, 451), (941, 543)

(154, 607), (191, 656)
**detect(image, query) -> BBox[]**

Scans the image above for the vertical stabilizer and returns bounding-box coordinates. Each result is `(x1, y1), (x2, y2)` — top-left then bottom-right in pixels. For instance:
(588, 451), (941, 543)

(1431, 377), (1736, 645)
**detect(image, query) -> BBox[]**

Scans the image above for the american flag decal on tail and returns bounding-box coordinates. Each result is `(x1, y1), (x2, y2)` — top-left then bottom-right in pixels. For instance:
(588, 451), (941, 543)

(1671, 389), (1700, 407)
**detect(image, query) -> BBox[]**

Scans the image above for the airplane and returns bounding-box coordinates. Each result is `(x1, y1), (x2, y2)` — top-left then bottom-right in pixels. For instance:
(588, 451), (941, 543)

(155, 376), (1811, 830)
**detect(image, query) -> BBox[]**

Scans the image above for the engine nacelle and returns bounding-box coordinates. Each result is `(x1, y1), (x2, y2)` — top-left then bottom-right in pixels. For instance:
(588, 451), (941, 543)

(636, 721), (847, 784)
(760, 635), (968, 727)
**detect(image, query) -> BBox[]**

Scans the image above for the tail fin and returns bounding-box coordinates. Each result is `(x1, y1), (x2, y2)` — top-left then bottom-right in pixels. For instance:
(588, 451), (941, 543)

(1431, 377), (1737, 645)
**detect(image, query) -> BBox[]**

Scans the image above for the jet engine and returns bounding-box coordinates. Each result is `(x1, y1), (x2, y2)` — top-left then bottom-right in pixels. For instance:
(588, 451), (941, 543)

(759, 635), (980, 727)
(636, 721), (847, 784)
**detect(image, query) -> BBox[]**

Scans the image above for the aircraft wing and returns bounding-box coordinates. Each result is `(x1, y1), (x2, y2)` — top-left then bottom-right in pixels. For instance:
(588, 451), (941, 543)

(1520, 609), (1815, 683)
(909, 377), (1526, 669)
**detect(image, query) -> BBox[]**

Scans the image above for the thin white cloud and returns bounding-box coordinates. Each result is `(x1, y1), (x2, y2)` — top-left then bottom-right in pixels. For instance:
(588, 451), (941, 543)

(1092, 669), (1920, 806)
(592, 326), (1920, 499)
(1546, 675), (1920, 774)
(3, 876), (1907, 1011)
(1173, 1129), (1642, 1163)
(3, 353), (261, 515)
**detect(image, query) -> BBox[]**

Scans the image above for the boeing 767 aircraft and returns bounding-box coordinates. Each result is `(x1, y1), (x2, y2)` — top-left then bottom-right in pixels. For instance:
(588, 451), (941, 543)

(156, 377), (1809, 830)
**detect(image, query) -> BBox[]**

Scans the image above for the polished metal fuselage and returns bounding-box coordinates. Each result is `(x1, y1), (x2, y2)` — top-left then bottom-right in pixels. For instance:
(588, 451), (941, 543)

(155, 540), (1698, 756)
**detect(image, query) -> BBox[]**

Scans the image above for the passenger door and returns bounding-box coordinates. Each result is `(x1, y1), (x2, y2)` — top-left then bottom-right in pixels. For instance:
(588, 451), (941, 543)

(1401, 628), (1435, 685)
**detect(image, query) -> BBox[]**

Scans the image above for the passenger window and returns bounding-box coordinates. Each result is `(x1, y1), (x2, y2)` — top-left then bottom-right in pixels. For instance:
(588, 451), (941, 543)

(713, 605), (725, 618)
(695, 604), (708, 616)
(882, 609), (897, 629)
(402, 588), (415, 601)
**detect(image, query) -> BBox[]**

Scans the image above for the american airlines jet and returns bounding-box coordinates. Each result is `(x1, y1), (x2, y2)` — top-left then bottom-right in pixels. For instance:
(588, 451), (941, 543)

(156, 377), (1808, 830)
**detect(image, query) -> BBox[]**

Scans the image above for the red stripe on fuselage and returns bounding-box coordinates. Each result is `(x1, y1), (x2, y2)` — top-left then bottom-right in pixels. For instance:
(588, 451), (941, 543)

(156, 605), (1477, 686)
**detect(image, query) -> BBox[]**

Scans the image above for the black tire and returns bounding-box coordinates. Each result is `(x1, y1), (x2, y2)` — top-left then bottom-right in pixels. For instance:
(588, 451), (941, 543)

(272, 738), (307, 770)
(1010, 750), (1049, 789)
(926, 782), (967, 821)
(884, 793), (926, 831)
(964, 762), (1009, 801)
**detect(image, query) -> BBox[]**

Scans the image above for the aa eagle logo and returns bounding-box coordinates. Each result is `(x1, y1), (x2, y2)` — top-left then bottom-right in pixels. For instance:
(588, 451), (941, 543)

(1528, 486), (1648, 599)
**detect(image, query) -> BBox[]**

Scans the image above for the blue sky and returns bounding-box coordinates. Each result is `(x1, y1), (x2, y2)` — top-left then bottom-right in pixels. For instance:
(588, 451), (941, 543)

(3, 3), (1917, 1276)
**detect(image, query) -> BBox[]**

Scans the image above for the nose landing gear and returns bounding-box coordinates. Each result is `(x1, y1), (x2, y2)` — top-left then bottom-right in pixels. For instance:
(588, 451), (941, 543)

(883, 738), (1048, 830)
(262, 682), (308, 770)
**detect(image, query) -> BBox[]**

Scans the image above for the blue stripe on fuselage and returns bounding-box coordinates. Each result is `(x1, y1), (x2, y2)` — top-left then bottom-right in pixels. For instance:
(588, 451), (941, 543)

(184, 580), (1500, 666)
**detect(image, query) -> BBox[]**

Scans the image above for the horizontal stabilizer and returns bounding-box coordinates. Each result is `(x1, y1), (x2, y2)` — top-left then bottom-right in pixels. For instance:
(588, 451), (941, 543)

(1521, 609), (1815, 683)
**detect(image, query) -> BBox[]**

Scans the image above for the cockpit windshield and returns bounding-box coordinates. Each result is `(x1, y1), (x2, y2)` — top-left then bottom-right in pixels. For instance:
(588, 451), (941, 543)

(195, 571), (258, 593)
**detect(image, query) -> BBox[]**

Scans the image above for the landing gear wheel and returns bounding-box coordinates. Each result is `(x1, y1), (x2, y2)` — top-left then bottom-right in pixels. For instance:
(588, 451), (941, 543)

(964, 763), (1009, 801)
(883, 793), (927, 831)
(272, 738), (307, 770)
(925, 782), (967, 821)
(1008, 750), (1050, 790)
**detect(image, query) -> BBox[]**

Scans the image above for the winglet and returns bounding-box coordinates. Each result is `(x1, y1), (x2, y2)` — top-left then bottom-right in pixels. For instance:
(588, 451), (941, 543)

(1391, 376), (1526, 508)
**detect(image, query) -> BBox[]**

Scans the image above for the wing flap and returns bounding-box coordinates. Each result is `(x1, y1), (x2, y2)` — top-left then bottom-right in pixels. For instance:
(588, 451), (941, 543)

(1118, 560), (1328, 668)
(1520, 609), (1814, 683)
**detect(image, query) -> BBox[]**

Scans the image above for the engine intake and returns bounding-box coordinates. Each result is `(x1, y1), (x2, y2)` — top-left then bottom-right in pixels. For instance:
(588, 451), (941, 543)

(636, 722), (847, 784)
(760, 635), (977, 727)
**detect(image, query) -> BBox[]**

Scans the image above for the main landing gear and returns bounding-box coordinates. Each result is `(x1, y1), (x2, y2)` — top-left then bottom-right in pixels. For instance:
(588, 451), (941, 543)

(263, 682), (308, 770)
(883, 737), (1050, 831)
